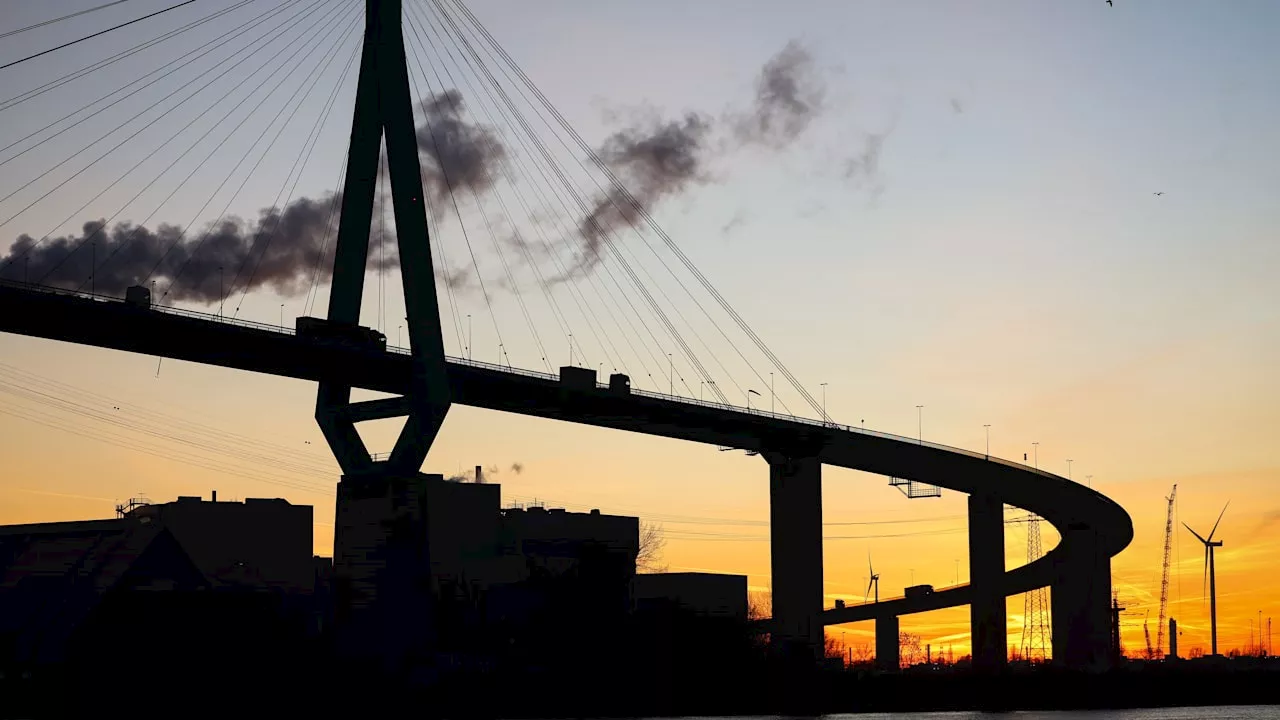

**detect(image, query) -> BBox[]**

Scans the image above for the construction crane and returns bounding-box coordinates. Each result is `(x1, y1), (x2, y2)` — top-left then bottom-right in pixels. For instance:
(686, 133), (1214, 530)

(1143, 611), (1154, 660)
(1155, 484), (1177, 659)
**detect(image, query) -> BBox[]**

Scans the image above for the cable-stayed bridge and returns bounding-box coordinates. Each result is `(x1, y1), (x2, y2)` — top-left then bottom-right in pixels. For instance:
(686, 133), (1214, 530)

(0, 0), (1131, 674)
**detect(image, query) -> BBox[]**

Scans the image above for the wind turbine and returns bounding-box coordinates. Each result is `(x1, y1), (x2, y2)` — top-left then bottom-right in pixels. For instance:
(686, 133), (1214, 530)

(865, 552), (880, 604)
(1184, 502), (1229, 656)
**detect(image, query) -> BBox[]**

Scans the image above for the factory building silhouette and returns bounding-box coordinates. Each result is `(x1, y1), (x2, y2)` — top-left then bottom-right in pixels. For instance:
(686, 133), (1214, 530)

(0, 468), (753, 713)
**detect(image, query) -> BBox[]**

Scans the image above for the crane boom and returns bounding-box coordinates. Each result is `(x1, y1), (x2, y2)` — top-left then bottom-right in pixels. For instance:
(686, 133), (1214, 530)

(1155, 484), (1177, 659)
(1144, 615), (1154, 660)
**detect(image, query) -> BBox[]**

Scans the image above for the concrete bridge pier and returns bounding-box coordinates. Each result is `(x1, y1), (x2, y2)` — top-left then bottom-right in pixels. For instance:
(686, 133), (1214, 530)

(1051, 523), (1112, 670)
(766, 453), (824, 661)
(967, 493), (1007, 671)
(875, 614), (899, 671)
(332, 467), (437, 680)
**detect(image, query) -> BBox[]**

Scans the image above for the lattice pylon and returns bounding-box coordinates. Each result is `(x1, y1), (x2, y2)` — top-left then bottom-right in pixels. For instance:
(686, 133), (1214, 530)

(1021, 515), (1052, 662)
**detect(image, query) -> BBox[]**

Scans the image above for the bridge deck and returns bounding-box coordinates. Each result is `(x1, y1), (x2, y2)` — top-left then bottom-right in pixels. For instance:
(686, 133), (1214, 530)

(0, 281), (1133, 623)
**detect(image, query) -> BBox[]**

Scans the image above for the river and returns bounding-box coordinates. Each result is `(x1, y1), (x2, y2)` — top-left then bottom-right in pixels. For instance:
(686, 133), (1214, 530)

(810, 710), (1280, 719)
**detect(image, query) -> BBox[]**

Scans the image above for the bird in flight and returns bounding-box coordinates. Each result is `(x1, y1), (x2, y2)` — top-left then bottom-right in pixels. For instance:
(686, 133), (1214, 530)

(1107, 0), (1113, 5)
(1154, 192), (1165, 196)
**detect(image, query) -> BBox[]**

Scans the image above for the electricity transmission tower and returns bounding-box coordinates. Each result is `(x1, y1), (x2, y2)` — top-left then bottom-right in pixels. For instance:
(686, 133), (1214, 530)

(1020, 515), (1052, 661)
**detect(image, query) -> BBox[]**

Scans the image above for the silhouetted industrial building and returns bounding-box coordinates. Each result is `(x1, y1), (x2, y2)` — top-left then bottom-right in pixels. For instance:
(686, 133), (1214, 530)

(0, 516), (207, 666)
(497, 505), (639, 579)
(0, 494), (318, 672)
(634, 572), (749, 620)
(123, 493), (313, 592)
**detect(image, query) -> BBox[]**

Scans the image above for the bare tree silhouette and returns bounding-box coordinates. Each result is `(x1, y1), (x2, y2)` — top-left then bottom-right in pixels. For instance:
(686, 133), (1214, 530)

(637, 521), (668, 574)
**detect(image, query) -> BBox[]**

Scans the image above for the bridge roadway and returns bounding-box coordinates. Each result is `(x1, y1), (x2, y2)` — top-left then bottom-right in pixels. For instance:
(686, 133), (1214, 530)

(0, 281), (1132, 667)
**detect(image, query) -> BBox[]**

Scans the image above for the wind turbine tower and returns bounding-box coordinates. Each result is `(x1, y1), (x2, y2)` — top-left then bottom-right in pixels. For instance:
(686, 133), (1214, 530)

(865, 552), (880, 604)
(1184, 502), (1229, 656)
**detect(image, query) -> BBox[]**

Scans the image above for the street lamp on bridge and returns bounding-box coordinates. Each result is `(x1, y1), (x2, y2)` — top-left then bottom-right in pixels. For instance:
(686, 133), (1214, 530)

(916, 405), (924, 444)
(747, 388), (760, 411)
(821, 383), (829, 424)
(984, 424), (991, 459)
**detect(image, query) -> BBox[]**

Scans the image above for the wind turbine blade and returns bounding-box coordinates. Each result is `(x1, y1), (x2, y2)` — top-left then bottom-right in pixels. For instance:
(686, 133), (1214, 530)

(1183, 522), (1208, 545)
(1208, 501), (1230, 541)
(866, 579), (873, 603)
(868, 550), (873, 578)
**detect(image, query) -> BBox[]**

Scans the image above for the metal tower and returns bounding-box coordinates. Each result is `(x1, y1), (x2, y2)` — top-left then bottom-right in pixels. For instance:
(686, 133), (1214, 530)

(1021, 515), (1052, 661)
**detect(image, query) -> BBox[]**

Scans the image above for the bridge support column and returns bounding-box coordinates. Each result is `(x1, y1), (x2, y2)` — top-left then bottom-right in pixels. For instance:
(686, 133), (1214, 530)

(332, 467), (436, 681)
(875, 615), (899, 672)
(767, 454), (823, 662)
(968, 493), (1006, 671)
(1051, 523), (1112, 671)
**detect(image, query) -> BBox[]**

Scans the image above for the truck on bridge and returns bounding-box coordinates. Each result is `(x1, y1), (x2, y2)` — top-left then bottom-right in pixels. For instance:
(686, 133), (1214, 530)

(904, 584), (935, 600)
(559, 366), (596, 390)
(296, 317), (386, 352)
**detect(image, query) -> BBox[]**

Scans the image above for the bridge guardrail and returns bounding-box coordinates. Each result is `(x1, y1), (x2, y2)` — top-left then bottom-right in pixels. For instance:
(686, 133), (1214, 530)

(4, 280), (1082, 486)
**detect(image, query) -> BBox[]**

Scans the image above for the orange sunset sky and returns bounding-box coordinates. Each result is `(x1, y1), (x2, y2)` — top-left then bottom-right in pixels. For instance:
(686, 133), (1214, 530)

(2, 0), (1279, 662)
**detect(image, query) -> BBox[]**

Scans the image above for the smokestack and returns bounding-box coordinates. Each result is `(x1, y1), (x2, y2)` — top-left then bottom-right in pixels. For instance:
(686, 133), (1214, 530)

(475, 465), (483, 484)
(1169, 618), (1178, 659)
(212, 490), (217, 503)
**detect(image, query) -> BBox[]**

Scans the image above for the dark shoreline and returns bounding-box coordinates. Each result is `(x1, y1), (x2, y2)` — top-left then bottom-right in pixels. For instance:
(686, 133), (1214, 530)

(6, 659), (1280, 719)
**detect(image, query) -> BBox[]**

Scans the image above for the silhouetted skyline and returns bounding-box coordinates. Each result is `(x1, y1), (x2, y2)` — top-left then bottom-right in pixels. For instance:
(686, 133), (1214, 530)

(0, 0), (1277, 667)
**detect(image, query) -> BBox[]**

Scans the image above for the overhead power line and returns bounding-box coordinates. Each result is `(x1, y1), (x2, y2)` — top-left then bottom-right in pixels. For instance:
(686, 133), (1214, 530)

(0, 0), (197, 72)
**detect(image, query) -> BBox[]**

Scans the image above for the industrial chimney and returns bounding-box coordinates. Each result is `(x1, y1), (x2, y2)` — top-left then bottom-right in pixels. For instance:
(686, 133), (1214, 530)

(1169, 618), (1178, 659)
(475, 465), (483, 484)
(212, 490), (217, 502)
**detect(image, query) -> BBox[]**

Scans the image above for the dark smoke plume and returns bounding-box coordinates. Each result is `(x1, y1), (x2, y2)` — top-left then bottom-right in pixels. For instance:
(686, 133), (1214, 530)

(510, 462), (524, 474)
(0, 193), (395, 304)
(734, 40), (826, 148)
(416, 90), (506, 203)
(0, 88), (510, 306)
(552, 41), (826, 281)
(558, 113), (712, 280)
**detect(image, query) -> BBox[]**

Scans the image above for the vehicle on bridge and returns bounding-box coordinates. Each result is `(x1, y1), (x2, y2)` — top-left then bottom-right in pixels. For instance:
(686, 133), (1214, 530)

(904, 584), (935, 600)
(608, 373), (631, 395)
(295, 317), (386, 352)
(559, 366), (596, 391)
(124, 285), (152, 309)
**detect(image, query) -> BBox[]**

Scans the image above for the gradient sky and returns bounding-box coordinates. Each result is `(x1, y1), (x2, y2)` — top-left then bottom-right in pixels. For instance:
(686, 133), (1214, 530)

(1, 0), (1278, 660)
